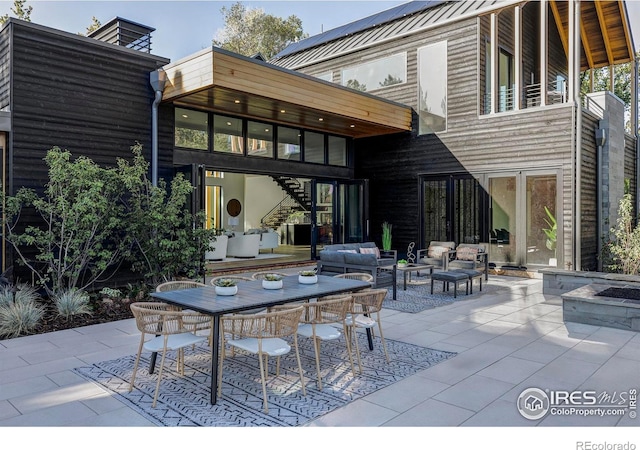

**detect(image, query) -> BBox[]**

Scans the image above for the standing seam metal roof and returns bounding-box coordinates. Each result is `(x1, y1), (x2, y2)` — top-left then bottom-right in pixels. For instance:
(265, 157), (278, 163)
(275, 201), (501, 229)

(271, 0), (502, 69)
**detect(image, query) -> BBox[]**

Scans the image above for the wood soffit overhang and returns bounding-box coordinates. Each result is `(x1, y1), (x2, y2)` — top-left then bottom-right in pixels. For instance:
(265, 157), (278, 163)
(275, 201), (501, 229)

(160, 47), (412, 139)
(549, 0), (635, 70)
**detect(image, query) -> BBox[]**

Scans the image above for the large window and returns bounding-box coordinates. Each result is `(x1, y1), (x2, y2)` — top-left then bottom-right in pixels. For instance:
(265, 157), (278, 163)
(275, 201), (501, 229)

(328, 136), (347, 166)
(213, 115), (243, 154)
(341, 53), (406, 92)
(277, 126), (301, 161)
(175, 108), (208, 150)
(304, 131), (325, 164)
(247, 121), (273, 158)
(417, 42), (447, 134)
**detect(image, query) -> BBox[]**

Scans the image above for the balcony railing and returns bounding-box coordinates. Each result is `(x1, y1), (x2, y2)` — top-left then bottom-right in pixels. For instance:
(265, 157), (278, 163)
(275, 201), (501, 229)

(482, 79), (568, 114)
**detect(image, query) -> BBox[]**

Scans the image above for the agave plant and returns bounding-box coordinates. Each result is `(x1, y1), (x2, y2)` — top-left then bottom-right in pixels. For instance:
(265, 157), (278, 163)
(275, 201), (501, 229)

(263, 274), (283, 281)
(213, 278), (238, 287)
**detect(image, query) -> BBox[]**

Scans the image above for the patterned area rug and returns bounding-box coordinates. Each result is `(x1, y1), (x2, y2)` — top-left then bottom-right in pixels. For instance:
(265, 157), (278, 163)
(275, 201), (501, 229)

(74, 334), (455, 427)
(383, 272), (500, 313)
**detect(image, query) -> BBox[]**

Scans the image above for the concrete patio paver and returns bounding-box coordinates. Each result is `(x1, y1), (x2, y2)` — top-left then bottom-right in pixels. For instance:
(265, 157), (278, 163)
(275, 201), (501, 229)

(1, 272), (638, 437)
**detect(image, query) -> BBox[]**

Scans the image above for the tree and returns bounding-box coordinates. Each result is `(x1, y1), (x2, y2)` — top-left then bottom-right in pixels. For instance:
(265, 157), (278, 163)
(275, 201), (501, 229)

(3, 148), (126, 297)
(0, 0), (32, 24)
(117, 143), (216, 285)
(212, 2), (307, 60)
(84, 16), (101, 35)
(346, 79), (367, 92)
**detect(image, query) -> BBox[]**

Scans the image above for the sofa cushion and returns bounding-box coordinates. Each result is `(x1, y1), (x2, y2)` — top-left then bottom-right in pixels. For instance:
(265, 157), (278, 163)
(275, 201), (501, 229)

(344, 252), (378, 266)
(323, 244), (347, 252)
(342, 243), (362, 252)
(337, 249), (358, 253)
(319, 250), (346, 263)
(360, 247), (381, 258)
(427, 245), (450, 259)
(456, 246), (478, 261)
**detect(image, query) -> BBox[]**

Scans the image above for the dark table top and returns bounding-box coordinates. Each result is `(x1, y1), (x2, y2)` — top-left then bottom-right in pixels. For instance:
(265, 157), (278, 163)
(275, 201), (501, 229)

(150, 275), (371, 316)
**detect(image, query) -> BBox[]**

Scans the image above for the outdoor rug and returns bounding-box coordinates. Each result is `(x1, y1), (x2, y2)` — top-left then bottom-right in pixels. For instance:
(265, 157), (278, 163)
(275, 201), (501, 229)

(74, 334), (455, 427)
(383, 272), (501, 313)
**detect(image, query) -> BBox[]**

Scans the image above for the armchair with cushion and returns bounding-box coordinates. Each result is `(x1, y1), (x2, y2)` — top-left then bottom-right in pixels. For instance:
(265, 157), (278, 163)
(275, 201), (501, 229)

(445, 243), (489, 280)
(417, 241), (456, 269)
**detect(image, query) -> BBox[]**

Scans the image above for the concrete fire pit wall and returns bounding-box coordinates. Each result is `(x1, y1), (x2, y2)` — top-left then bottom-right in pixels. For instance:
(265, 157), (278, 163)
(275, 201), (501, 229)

(540, 268), (640, 296)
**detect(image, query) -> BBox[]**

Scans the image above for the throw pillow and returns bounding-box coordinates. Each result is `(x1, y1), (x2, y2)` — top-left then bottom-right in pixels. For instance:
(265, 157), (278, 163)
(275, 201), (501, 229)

(427, 245), (449, 259)
(359, 247), (381, 258)
(456, 246), (479, 261)
(337, 249), (358, 253)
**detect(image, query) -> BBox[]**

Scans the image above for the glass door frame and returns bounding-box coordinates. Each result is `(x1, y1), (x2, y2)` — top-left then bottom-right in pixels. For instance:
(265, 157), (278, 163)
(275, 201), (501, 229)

(482, 168), (562, 268)
(310, 178), (369, 259)
(419, 173), (488, 248)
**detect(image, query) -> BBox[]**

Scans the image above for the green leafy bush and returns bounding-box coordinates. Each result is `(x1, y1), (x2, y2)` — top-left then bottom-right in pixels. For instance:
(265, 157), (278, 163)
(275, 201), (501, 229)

(605, 179), (640, 275)
(381, 221), (392, 251)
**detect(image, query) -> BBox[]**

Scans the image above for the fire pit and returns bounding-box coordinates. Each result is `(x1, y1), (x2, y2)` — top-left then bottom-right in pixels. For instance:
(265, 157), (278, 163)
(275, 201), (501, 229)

(562, 284), (640, 331)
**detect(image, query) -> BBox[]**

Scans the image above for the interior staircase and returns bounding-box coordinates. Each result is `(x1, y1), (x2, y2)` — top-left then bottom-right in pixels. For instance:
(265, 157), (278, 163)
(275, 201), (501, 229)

(261, 176), (311, 229)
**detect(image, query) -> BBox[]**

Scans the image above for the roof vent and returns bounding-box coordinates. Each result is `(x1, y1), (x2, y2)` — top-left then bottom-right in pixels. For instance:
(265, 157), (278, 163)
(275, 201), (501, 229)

(88, 17), (155, 53)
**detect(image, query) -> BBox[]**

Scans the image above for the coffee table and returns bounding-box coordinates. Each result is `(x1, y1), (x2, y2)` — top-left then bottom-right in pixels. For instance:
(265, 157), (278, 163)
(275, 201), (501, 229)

(396, 263), (434, 290)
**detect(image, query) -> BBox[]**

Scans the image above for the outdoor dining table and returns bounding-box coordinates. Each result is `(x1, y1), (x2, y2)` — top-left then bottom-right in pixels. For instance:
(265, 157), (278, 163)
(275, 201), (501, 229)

(150, 274), (371, 405)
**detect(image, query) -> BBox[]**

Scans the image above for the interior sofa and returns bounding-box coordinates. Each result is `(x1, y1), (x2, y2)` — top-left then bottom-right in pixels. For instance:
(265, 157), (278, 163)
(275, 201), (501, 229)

(226, 233), (261, 258)
(316, 242), (397, 299)
(247, 228), (280, 252)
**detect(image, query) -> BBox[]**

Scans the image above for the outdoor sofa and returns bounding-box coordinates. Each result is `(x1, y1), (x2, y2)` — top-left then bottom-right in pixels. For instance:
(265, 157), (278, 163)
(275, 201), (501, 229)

(316, 242), (397, 298)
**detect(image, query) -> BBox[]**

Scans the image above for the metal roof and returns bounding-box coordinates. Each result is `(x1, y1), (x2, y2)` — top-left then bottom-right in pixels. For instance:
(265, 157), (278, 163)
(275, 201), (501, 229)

(271, 0), (635, 71)
(271, 0), (501, 69)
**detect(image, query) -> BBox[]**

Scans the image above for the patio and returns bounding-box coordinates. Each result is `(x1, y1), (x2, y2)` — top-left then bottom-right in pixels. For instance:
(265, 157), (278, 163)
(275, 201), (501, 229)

(1, 268), (639, 435)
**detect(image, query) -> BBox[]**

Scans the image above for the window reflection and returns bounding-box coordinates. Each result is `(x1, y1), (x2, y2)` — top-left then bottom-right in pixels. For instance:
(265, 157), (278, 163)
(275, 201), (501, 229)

(175, 107), (208, 150)
(213, 115), (243, 154)
(247, 121), (273, 158)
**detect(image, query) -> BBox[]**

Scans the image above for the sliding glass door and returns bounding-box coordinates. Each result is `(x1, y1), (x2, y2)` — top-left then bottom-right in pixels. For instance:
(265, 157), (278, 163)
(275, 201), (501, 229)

(421, 175), (485, 247)
(488, 171), (559, 268)
(311, 179), (368, 258)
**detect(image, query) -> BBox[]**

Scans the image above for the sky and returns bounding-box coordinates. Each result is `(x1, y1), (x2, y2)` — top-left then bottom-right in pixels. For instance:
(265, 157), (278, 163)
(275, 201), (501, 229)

(3, 0), (639, 62)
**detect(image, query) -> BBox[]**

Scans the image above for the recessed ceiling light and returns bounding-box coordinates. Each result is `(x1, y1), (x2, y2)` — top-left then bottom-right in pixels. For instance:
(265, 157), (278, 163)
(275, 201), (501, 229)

(234, 100), (240, 104)
(280, 109), (286, 113)
(182, 114), (188, 118)
(265, 128), (270, 132)
(350, 124), (356, 128)
(318, 118), (324, 122)
(226, 121), (232, 126)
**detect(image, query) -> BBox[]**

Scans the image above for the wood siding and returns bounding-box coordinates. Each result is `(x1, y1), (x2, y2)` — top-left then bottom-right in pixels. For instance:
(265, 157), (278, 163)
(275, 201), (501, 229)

(300, 13), (581, 265)
(581, 111), (599, 271)
(0, 25), (9, 111)
(9, 22), (168, 194)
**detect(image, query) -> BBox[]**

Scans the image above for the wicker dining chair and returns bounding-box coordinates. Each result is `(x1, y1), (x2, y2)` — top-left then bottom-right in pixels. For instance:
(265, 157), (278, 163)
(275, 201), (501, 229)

(218, 305), (306, 413)
(280, 294), (357, 390)
(347, 288), (390, 373)
(334, 272), (374, 284)
(250, 271), (290, 281)
(129, 302), (208, 408)
(155, 281), (212, 336)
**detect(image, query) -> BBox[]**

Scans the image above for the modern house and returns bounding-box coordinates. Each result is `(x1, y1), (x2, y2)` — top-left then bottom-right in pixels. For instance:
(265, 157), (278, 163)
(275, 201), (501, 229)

(271, 0), (638, 272)
(0, 0), (637, 279)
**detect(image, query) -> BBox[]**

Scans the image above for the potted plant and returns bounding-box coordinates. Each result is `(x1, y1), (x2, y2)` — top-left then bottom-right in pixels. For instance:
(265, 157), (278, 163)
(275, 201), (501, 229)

(262, 274), (284, 290)
(213, 278), (238, 296)
(397, 259), (408, 268)
(298, 270), (318, 284)
(542, 206), (557, 267)
(381, 221), (392, 251)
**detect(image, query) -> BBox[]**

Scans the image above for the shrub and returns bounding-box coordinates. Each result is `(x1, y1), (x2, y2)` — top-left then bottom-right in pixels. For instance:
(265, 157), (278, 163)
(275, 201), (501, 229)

(54, 289), (92, 320)
(0, 300), (45, 338)
(0, 283), (45, 338)
(606, 181), (640, 275)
